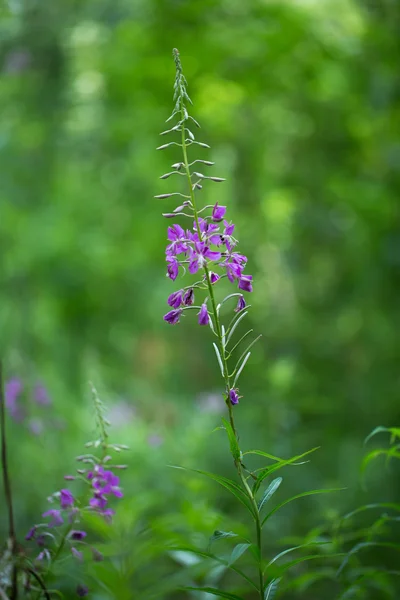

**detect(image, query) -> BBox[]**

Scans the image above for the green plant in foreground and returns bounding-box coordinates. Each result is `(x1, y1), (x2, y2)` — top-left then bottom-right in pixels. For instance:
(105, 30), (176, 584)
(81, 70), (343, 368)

(333, 427), (400, 599)
(156, 49), (342, 600)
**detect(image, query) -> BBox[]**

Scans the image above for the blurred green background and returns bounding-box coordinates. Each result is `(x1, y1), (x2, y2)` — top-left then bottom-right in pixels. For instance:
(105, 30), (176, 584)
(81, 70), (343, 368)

(1, 0), (399, 598)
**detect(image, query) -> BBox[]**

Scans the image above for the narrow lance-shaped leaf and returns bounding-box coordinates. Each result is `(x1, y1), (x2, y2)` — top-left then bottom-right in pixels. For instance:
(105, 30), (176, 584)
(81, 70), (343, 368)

(184, 587), (244, 600)
(233, 352), (251, 387)
(213, 343), (225, 377)
(264, 578), (280, 600)
(258, 478), (282, 513)
(266, 541), (331, 569)
(262, 488), (344, 527)
(208, 530), (238, 548)
(171, 546), (258, 591)
(232, 335), (261, 379)
(169, 466), (256, 517)
(251, 447), (320, 494)
(222, 418), (240, 463)
(227, 311), (248, 343)
(228, 543), (252, 566)
(364, 426), (400, 445)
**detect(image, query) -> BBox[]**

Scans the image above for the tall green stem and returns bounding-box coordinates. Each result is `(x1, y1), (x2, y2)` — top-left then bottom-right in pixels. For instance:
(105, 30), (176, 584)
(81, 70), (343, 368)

(0, 362), (18, 600)
(179, 107), (264, 599)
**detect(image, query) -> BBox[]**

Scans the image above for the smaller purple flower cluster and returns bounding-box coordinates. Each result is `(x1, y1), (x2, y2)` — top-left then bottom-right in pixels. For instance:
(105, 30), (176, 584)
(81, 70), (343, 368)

(5, 376), (53, 434)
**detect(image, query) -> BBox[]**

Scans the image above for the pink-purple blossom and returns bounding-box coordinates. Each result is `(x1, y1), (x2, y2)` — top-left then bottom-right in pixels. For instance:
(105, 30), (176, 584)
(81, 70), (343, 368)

(42, 509), (63, 527)
(164, 309), (182, 325)
(229, 389), (240, 405)
(212, 202), (226, 222)
(198, 304), (210, 326)
(60, 489), (75, 508)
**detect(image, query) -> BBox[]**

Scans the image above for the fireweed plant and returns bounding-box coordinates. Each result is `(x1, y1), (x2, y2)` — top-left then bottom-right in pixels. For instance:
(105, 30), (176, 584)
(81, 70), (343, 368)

(0, 371), (128, 599)
(156, 49), (342, 600)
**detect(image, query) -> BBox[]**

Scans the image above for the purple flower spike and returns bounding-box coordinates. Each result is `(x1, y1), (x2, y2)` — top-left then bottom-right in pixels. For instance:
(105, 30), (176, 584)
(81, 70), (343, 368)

(235, 295), (246, 312)
(76, 585), (89, 597)
(25, 526), (37, 541)
(209, 272), (220, 284)
(183, 288), (194, 306)
(42, 509), (63, 527)
(34, 383), (51, 406)
(60, 489), (74, 508)
(229, 388), (240, 405)
(70, 530), (87, 541)
(198, 304), (210, 326)
(167, 290), (184, 308)
(212, 202), (226, 222)
(238, 275), (253, 293)
(164, 309), (182, 325)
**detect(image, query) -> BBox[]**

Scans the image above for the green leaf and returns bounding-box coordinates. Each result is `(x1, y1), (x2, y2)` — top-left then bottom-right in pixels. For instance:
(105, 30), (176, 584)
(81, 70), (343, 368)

(228, 543), (251, 566)
(233, 352), (251, 387)
(266, 542), (331, 568)
(261, 488), (343, 527)
(222, 418), (240, 462)
(184, 587), (244, 600)
(251, 448), (319, 494)
(172, 547), (258, 591)
(275, 553), (345, 576)
(258, 478), (282, 512)
(364, 426), (400, 445)
(208, 531), (238, 547)
(264, 578), (280, 600)
(342, 502), (400, 521)
(212, 343), (225, 377)
(169, 466), (255, 517)
(337, 542), (400, 576)
(361, 447), (400, 479)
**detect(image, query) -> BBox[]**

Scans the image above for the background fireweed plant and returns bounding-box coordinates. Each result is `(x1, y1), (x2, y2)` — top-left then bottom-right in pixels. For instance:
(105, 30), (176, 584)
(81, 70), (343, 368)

(156, 49), (343, 600)
(0, 371), (128, 599)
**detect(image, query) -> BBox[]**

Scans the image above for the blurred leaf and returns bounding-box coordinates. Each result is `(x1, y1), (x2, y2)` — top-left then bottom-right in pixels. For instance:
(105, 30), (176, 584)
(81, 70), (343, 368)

(227, 543), (251, 566)
(258, 477), (283, 512)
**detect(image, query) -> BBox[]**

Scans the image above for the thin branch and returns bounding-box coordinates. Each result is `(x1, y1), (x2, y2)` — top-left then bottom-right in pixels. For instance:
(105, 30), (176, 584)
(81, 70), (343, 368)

(0, 362), (18, 600)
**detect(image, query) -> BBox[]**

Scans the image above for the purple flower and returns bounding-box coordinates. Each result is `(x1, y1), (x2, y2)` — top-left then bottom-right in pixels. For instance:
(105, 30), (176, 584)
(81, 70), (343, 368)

(198, 304), (210, 326)
(76, 584), (89, 597)
(235, 295), (246, 312)
(90, 495), (108, 510)
(238, 274), (253, 292)
(34, 383), (51, 406)
(167, 289), (184, 308)
(224, 220), (235, 236)
(189, 242), (221, 274)
(212, 202), (226, 222)
(72, 547), (83, 561)
(183, 288), (194, 305)
(229, 389), (240, 405)
(70, 530), (87, 541)
(209, 272), (220, 284)
(167, 257), (179, 280)
(94, 470), (123, 498)
(163, 309), (182, 325)
(42, 509), (63, 527)
(60, 489), (74, 508)
(25, 526), (36, 541)
(5, 378), (23, 421)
